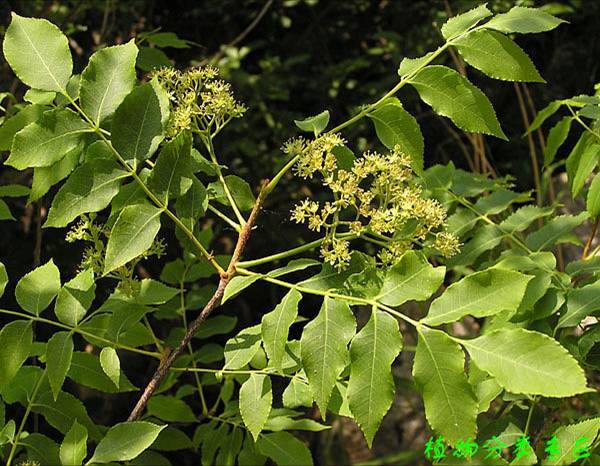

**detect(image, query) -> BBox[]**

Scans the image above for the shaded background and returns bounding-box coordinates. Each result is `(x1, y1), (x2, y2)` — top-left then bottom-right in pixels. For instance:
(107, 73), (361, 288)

(0, 1), (598, 464)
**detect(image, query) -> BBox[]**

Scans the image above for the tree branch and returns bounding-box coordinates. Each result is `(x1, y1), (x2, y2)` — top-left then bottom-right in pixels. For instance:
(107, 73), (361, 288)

(127, 180), (270, 421)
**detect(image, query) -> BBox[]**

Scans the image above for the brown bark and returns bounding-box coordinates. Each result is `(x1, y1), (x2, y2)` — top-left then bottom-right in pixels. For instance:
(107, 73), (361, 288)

(127, 180), (270, 421)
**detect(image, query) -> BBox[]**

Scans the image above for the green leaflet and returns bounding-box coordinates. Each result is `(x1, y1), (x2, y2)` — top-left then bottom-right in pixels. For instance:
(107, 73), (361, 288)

(215, 427), (244, 465)
(413, 328), (477, 445)
(54, 268), (95, 326)
(80, 40), (138, 124)
(485, 6), (565, 34)
(24, 89), (56, 105)
(398, 52), (435, 78)
(0, 200), (14, 221)
(375, 250), (445, 307)
(88, 421), (165, 463)
(0, 320), (33, 391)
(565, 133), (593, 195)
(499, 205), (554, 233)
(60, 421), (88, 466)
(568, 142), (599, 198)
(152, 426), (194, 452)
(128, 278), (178, 305)
(588, 172), (600, 218)
(367, 100), (424, 173)
(409, 65), (506, 139)
(473, 188), (531, 215)
(22, 434), (61, 465)
(267, 259), (320, 278)
(3, 13), (72, 92)
(300, 298), (356, 417)
(558, 282), (600, 329)
(104, 300), (152, 342)
(454, 30), (544, 82)
(145, 31), (191, 48)
(543, 116), (573, 166)
(15, 259), (61, 316)
(147, 131), (193, 203)
(542, 418), (600, 466)
(44, 158), (130, 228)
(441, 3), (492, 40)
(223, 325), (262, 370)
(67, 352), (137, 393)
(348, 309), (402, 447)
(0, 262), (7, 299)
(137, 47), (172, 71)
(566, 256), (600, 277)
(147, 396), (196, 423)
(99, 347), (120, 388)
(460, 328), (590, 397)
(262, 289), (302, 372)
(294, 110), (330, 135)
(175, 176), (208, 230)
(448, 224), (504, 267)
(525, 213), (589, 251)
(0, 104), (46, 151)
(103, 203), (163, 273)
(239, 373), (273, 441)
(282, 375), (313, 409)
(207, 175), (256, 212)
(256, 431), (313, 466)
(222, 276), (260, 303)
(423, 268), (531, 326)
(526, 100), (562, 134)
(264, 414), (329, 432)
(29, 144), (81, 203)
(112, 78), (169, 163)
(6, 108), (91, 170)
(46, 331), (74, 400)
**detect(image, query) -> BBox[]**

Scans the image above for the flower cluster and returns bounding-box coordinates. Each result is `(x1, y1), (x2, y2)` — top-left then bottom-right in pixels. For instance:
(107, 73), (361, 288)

(153, 65), (246, 138)
(66, 214), (166, 295)
(283, 133), (346, 179)
(290, 141), (460, 269)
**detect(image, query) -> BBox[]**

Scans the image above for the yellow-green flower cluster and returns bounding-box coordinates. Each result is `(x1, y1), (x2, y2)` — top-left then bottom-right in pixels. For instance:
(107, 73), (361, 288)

(290, 142), (460, 269)
(153, 65), (246, 138)
(283, 133), (346, 179)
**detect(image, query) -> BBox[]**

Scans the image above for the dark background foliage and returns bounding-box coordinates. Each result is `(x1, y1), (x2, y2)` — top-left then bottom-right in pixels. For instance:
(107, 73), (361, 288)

(0, 1), (597, 463)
